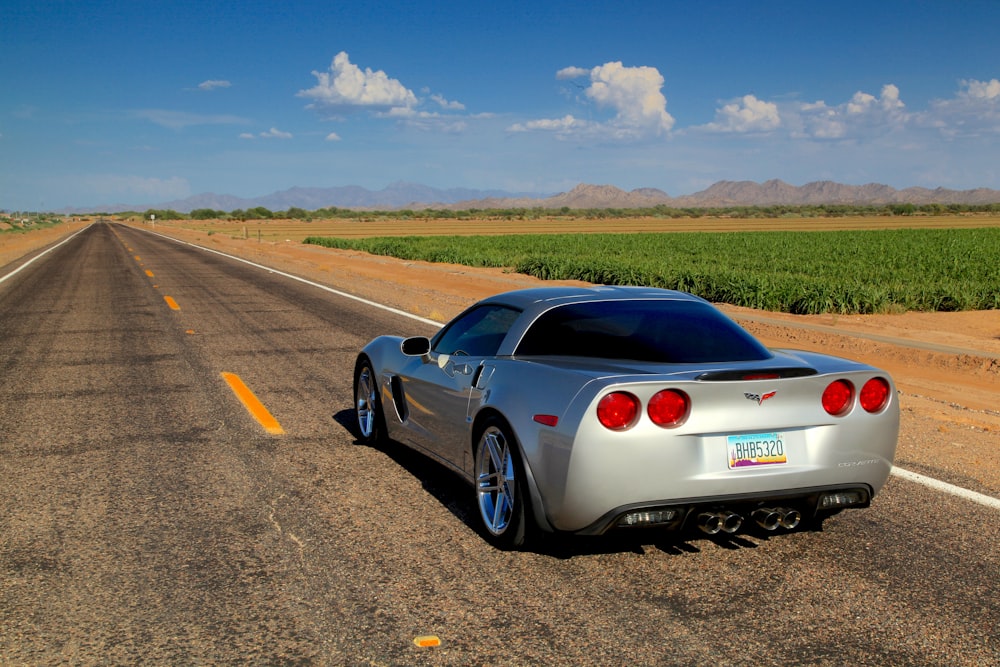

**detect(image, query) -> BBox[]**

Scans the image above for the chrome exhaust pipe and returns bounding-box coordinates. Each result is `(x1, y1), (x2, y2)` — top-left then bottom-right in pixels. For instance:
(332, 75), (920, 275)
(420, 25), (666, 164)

(696, 512), (722, 535)
(752, 508), (781, 531)
(777, 508), (802, 530)
(719, 511), (743, 534)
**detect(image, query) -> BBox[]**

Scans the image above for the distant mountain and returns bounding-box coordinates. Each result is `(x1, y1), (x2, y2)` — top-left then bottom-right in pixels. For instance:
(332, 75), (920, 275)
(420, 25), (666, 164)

(57, 179), (1000, 214)
(61, 182), (545, 215)
(668, 179), (1000, 207)
(442, 180), (1000, 210)
(435, 184), (670, 210)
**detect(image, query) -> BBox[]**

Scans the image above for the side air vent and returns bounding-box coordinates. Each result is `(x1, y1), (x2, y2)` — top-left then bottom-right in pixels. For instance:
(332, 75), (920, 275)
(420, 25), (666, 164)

(696, 368), (818, 381)
(389, 375), (408, 421)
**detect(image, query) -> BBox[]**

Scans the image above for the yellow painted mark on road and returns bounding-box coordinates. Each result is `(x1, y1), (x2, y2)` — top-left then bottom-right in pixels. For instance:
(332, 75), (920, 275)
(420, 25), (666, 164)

(413, 636), (441, 648)
(134, 255), (141, 262)
(164, 296), (180, 310)
(220, 372), (284, 435)
(145, 269), (155, 277)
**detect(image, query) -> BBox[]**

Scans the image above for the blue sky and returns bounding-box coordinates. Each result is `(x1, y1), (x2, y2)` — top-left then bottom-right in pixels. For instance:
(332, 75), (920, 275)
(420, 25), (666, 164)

(2, 0), (999, 211)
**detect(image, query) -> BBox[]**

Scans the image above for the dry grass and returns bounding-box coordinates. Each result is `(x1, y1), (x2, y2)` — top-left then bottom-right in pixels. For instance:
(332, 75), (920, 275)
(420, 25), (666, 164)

(143, 213), (1000, 242)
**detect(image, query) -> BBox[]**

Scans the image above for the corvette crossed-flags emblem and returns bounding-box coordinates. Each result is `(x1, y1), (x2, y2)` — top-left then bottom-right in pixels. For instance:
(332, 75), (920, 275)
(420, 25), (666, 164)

(745, 391), (776, 405)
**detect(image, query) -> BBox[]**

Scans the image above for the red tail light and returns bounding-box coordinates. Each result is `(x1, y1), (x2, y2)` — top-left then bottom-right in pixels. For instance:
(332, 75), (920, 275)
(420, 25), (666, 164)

(597, 392), (639, 430)
(648, 389), (690, 428)
(822, 379), (854, 416)
(860, 377), (891, 413)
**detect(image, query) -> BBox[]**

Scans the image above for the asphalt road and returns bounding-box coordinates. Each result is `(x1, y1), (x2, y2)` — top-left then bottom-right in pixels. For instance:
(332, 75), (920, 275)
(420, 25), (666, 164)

(1, 223), (996, 666)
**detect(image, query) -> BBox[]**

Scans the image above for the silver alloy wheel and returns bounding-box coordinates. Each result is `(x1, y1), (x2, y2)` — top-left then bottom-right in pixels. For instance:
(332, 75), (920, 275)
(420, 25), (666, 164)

(356, 364), (378, 439)
(476, 425), (516, 535)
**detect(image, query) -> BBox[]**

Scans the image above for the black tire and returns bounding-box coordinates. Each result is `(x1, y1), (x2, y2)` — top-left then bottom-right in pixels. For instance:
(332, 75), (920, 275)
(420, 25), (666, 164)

(354, 357), (387, 446)
(473, 416), (534, 549)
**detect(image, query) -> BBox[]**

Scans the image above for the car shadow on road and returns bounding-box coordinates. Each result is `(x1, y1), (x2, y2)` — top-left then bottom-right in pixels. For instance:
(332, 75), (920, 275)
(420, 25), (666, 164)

(333, 408), (817, 559)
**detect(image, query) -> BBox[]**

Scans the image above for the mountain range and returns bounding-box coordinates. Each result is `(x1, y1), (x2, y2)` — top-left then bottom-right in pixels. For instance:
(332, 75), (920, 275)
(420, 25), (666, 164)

(62, 179), (1000, 214)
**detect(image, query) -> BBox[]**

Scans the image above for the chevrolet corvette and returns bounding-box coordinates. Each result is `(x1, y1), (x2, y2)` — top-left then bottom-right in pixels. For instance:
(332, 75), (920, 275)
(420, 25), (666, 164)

(354, 286), (899, 549)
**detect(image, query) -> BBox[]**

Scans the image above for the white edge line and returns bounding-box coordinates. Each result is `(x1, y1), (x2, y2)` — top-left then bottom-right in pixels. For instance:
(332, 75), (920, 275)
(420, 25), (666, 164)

(141, 227), (442, 328)
(0, 225), (92, 285)
(891, 466), (1000, 510)
(131, 225), (1000, 512)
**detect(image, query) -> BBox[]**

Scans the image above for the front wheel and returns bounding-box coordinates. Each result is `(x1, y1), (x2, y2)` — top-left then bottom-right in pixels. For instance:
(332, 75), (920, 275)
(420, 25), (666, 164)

(354, 357), (387, 446)
(474, 416), (534, 549)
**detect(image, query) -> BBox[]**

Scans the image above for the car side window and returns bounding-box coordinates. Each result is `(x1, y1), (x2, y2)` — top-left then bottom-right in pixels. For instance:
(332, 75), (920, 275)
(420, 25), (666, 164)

(432, 305), (520, 357)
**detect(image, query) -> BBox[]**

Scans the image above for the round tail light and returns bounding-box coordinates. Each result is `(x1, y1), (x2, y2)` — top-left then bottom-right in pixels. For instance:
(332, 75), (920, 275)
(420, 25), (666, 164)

(822, 379), (854, 416)
(860, 377), (891, 413)
(597, 392), (639, 430)
(647, 389), (690, 428)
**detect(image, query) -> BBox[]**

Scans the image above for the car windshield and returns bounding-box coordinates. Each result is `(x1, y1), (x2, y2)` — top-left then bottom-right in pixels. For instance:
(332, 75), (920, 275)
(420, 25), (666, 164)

(514, 299), (771, 363)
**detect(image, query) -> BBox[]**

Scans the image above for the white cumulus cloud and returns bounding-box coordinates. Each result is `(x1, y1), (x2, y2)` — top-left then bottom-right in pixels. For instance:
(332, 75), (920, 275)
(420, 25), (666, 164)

(556, 66), (589, 80)
(769, 84), (909, 140)
(297, 52), (475, 139)
(430, 93), (465, 110)
(510, 61), (674, 140)
(846, 84), (904, 115)
(704, 94), (781, 133)
(586, 61), (675, 135)
(920, 78), (1000, 137)
(795, 101), (846, 138)
(298, 51), (418, 112)
(960, 78), (1000, 101)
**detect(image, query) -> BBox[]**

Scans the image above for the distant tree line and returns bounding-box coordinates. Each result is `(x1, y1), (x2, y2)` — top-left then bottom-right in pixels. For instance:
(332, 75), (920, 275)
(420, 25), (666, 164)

(89, 202), (1000, 222)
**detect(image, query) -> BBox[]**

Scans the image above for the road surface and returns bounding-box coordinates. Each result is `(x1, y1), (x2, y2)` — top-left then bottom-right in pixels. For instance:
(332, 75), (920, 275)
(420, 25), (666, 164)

(1, 223), (996, 665)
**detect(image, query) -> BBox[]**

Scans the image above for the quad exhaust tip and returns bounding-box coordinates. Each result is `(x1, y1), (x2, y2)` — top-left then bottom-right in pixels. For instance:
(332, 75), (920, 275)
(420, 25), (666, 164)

(695, 510), (743, 535)
(752, 507), (802, 531)
(697, 507), (801, 535)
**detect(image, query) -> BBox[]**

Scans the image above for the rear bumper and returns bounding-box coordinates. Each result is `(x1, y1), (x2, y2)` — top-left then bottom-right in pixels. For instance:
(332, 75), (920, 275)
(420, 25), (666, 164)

(570, 484), (874, 536)
(529, 415), (896, 533)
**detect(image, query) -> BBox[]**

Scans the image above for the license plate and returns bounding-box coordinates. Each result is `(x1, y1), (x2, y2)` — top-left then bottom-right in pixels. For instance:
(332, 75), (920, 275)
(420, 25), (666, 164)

(727, 432), (787, 469)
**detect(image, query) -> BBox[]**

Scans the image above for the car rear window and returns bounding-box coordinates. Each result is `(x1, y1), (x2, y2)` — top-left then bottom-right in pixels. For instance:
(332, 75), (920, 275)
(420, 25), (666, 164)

(514, 299), (771, 363)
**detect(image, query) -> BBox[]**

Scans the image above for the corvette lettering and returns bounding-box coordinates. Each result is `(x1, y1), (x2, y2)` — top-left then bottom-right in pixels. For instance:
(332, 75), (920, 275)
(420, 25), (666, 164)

(744, 391), (776, 405)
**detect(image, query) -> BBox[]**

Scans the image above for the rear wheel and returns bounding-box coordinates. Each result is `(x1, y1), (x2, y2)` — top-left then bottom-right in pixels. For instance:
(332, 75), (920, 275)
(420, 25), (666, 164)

(474, 416), (533, 549)
(354, 357), (386, 445)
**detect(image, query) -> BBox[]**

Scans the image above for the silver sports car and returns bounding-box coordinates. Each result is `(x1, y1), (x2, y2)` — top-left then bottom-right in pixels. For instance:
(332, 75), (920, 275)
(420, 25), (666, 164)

(354, 286), (899, 549)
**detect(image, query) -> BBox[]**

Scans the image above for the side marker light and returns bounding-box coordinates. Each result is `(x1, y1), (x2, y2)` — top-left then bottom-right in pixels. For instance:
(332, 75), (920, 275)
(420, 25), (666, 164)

(533, 414), (559, 427)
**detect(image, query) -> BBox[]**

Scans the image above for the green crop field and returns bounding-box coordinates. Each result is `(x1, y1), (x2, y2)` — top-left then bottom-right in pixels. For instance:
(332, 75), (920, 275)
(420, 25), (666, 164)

(304, 228), (1000, 314)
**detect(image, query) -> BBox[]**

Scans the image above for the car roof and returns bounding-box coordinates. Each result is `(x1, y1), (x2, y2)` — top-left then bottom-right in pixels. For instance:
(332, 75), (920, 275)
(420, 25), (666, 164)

(479, 285), (709, 318)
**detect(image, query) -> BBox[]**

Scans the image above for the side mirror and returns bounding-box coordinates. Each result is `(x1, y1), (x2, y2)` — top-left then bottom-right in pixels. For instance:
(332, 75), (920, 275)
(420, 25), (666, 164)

(400, 336), (431, 356)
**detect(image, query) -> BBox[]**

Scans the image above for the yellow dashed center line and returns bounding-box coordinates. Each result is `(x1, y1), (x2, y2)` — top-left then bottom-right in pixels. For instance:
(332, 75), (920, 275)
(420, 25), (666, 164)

(113, 230), (282, 436)
(220, 372), (285, 434)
